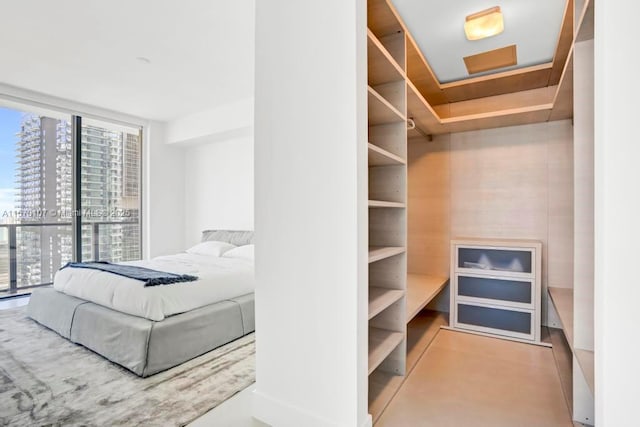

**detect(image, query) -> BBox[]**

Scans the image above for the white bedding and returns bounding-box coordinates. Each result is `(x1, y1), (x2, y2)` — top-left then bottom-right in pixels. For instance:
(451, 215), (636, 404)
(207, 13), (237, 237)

(53, 253), (254, 321)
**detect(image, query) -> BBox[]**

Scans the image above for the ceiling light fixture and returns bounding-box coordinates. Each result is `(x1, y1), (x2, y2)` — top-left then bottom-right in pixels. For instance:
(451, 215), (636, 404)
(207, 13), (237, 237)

(464, 6), (504, 41)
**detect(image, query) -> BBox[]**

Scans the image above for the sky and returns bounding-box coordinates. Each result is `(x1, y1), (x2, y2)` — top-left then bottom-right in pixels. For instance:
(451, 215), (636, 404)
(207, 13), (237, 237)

(0, 107), (22, 217)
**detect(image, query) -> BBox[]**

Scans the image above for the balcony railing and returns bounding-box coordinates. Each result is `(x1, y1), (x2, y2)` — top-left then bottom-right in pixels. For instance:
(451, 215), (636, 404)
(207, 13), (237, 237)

(0, 221), (139, 297)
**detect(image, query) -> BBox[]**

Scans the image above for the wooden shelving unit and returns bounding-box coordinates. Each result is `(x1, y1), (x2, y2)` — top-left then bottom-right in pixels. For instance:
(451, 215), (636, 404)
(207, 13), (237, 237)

(406, 311), (447, 372)
(369, 287), (404, 319)
(369, 328), (405, 374)
(368, 86), (406, 125)
(367, 29), (404, 86)
(368, 246), (405, 263)
(367, 9), (409, 422)
(368, 200), (405, 208)
(549, 286), (574, 348)
(364, 0), (595, 423)
(368, 143), (405, 166)
(406, 274), (448, 322)
(575, 349), (594, 394)
(367, 0), (592, 140)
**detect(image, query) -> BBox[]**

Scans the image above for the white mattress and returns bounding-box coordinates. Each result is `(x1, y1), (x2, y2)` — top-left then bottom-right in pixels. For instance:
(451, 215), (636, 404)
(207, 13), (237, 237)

(53, 253), (254, 321)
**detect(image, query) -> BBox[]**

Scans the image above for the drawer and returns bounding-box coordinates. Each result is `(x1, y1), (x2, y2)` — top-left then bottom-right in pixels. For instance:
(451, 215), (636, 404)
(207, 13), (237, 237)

(455, 274), (534, 309)
(455, 303), (535, 341)
(455, 246), (535, 278)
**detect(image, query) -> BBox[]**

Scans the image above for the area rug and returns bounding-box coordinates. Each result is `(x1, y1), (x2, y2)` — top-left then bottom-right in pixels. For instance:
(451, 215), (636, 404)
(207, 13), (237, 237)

(0, 307), (255, 427)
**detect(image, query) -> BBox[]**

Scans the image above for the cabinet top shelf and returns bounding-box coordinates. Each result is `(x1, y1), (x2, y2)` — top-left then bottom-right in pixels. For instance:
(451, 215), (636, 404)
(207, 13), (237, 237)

(406, 274), (448, 322)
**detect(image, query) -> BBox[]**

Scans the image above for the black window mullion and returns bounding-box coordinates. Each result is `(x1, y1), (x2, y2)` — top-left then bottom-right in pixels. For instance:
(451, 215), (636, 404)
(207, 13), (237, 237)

(72, 116), (83, 262)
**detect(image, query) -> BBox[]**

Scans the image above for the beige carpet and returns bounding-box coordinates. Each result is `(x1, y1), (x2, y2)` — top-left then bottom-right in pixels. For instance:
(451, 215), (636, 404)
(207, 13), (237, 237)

(0, 307), (255, 427)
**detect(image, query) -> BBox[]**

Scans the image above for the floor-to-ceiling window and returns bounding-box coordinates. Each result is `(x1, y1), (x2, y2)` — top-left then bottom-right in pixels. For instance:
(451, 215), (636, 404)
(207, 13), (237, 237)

(0, 103), (142, 297)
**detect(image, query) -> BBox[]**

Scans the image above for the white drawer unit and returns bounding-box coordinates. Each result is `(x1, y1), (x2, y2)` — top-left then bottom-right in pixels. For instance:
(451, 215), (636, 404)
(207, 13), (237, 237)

(450, 238), (543, 344)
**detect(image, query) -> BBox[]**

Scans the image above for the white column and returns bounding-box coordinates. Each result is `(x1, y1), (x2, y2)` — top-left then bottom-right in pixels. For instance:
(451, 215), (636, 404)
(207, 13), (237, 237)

(595, 1), (640, 424)
(253, 0), (369, 426)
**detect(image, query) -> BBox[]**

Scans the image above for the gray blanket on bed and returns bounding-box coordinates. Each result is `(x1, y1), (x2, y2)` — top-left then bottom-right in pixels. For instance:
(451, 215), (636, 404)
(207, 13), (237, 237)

(61, 261), (198, 287)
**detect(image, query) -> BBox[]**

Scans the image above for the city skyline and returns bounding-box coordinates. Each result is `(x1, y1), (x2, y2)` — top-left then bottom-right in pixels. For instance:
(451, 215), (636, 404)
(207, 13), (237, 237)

(1, 107), (141, 292)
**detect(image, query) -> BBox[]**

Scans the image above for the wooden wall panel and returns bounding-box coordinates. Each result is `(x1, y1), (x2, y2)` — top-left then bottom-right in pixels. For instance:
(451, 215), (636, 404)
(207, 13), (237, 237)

(448, 120), (574, 323)
(407, 136), (450, 278)
(547, 121), (575, 289)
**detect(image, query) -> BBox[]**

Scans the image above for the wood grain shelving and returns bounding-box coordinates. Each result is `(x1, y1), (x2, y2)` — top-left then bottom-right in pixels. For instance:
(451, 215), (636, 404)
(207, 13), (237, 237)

(369, 311), (447, 423)
(368, 327), (404, 375)
(367, 29), (405, 86)
(575, 349), (594, 394)
(548, 286), (574, 349)
(406, 274), (448, 322)
(368, 200), (405, 208)
(368, 143), (405, 166)
(369, 287), (404, 319)
(368, 246), (406, 263)
(368, 86), (406, 126)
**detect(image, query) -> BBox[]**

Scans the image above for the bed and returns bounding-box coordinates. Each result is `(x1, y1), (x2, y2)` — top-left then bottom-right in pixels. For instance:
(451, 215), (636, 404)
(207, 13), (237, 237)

(27, 230), (255, 377)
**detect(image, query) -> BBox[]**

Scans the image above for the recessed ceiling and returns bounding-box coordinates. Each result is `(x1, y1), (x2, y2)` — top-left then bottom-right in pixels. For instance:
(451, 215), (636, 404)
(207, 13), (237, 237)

(0, 0), (254, 121)
(392, 0), (566, 83)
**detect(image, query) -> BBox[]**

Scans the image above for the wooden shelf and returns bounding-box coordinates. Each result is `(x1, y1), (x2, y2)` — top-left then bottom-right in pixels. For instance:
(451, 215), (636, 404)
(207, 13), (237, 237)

(406, 274), (448, 322)
(368, 143), (405, 166)
(369, 310), (446, 423)
(367, 29), (405, 86)
(575, 348), (594, 394)
(369, 200), (405, 208)
(369, 287), (404, 319)
(439, 104), (554, 134)
(369, 327), (404, 375)
(406, 80), (442, 137)
(369, 369), (404, 424)
(368, 86), (406, 126)
(407, 310), (447, 372)
(548, 287), (574, 350)
(369, 246), (405, 263)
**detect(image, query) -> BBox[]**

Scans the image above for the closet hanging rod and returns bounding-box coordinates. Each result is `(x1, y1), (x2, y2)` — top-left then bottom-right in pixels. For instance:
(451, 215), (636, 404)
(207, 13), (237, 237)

(407, 118), (433, 142)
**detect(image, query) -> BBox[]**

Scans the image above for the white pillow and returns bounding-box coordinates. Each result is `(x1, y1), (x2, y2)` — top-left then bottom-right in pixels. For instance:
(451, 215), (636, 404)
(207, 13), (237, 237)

(222, 244), (254, 261)
(186, 241), (236, 257)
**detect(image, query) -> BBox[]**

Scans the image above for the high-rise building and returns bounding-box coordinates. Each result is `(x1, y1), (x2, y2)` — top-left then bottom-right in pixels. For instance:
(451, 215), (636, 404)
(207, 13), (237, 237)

(13, 114), (140, 288)
(15, 115), (72, 286)
(80, 124), (140, 262)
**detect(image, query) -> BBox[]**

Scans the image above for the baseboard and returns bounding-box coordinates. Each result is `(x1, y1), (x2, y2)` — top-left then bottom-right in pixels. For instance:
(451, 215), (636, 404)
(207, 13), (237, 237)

(441, 326), (553, 348)
(253, 389), (371, 427)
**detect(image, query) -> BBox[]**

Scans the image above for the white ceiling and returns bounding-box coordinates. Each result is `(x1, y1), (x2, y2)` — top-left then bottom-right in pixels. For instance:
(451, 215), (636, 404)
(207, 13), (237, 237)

(0, 0), (254, 121)
(392, 0), (566, 83)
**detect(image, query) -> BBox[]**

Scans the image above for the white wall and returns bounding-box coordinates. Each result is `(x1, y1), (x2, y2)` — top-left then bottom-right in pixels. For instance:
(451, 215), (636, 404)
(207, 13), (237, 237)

(595, 1), (640, 424)
(166, 98), (253, 146)
(253, 0), (369, 426)
(183, 135), (254, 247)
(143, 121), (186, 258)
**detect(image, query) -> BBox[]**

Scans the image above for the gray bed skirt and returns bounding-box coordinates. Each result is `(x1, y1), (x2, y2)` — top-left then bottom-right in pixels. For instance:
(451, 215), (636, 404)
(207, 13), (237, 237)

(27, 288), (255, 377)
